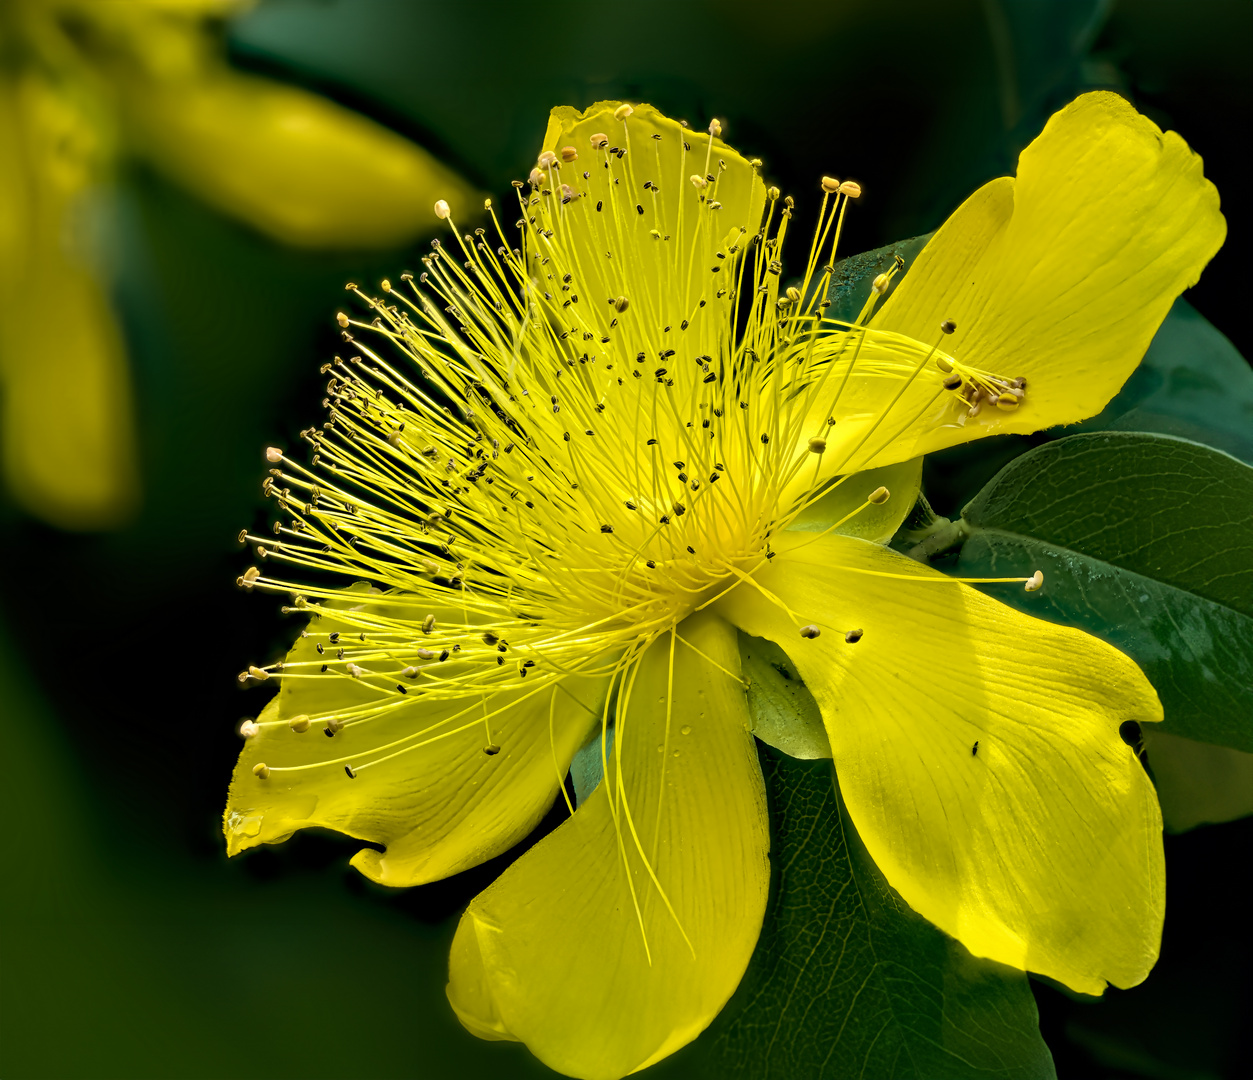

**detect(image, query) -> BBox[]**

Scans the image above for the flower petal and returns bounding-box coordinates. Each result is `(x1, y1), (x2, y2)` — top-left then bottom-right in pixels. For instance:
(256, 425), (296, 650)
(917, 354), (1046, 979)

(713, 532), (1164, 994)
(121, 68), (480, 250)
(224, 601), (606, 886)
(862, 91), (1225, 462)
(446, 611), (769, 1080)
(538, 101), (766, 350)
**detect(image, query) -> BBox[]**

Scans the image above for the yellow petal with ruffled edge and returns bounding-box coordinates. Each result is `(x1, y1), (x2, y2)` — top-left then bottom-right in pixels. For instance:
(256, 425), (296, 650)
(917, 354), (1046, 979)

(224, 600), (607, 886)
(788, 91), (1225, 489)
(538, 101), (766, 361)
(446, 611), (768, 1080)
(876, 92), (1223, 458)
(713, 532), (1164, 995)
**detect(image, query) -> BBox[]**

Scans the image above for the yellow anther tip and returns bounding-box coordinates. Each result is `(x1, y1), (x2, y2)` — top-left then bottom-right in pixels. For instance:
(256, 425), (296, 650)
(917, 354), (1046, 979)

(265, 446), (283, 463)
(239, 720), (259, 738)
(560, 145), (578, 163)
(935, 357), (954, 373)
(807, 436), (827, 454)
(868, 486), (890, 505)
(434, 199), (451, 220)
(820, 176), (840, 193)
(590, 132), (609, 149)
(289, 714), (311, 733)
(1025, 570), (1044, 592)
(252, 763), (270, 780)
(838, 181), (862, 198)
(708, 118), (723, 137)
(538, 150), (558, 169)
(799, 624), (821, 639)
(614, 104), (634, 121)
(690, 174), (708, 190)
(335, 312), (350, 327)
(996, 393), (1021, 412)
(940, 319), (957, 335)
(247, 665), (270, 681)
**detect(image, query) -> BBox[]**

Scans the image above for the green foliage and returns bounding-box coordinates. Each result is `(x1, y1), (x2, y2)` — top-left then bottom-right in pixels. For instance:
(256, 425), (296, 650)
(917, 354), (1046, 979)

(1072, 299), (1253, 465)
(695, 747), (1055, 1080)
(956, 432), (1253, 752)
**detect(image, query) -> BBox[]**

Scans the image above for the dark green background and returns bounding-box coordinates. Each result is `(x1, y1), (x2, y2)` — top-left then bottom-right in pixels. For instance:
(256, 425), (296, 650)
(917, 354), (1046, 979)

(3, 2), (1249, 1078)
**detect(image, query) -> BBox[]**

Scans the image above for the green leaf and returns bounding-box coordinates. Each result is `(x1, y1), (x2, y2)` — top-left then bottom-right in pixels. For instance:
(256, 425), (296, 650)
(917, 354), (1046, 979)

(956, 432), (1253, 751)
(1070, 299), (1253, 465)
(696, 746), (1055, 1080)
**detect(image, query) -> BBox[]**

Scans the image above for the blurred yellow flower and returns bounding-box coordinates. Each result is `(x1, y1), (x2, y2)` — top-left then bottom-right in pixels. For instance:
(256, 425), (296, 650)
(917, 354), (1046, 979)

(0, 0), (477, 528)
(224, 95), (1222, 1079)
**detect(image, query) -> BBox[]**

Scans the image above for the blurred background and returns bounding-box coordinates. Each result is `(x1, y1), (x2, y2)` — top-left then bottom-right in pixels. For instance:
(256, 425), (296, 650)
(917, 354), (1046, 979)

(2, 1), (1249, 1078)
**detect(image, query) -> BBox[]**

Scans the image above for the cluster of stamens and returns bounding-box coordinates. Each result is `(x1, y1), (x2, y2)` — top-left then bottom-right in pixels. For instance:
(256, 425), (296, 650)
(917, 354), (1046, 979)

(233, 105), (1040, 782)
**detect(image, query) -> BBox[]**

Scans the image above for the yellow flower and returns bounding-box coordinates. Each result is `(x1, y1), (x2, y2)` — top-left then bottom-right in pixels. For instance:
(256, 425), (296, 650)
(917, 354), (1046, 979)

(224, 93), (1223, 1079)
(0, 0), (477, 528)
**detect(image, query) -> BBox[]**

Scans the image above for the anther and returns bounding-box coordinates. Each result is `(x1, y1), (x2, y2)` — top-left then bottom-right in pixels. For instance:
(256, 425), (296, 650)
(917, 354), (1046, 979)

(247, 665), (270, 681)
(690, 174), (708, 190)
(538, 150), (557, 168)
(422, 614), (436, 634)
(253, 763), (270, 780)
(1025, 570), (1044, 592)
(345, 765), (357, 779)
(325, 717), (343, 736)
(996, 393), (1020, 412)
(943, 374), (963, 391)
(239, 566), (261, 589)
(871, 274), (889, 295)
(799, 625), (821, 639)
(484, 744), (502, 756)
(289, 714), (311, 733)
(940, 319), (957, 335)
(590, 132), (608, 150)
(807, 436), (826, 454)
(561, 145), (578, 163)
(239, 719), (259, 738)
(935, 357), (954, 373)
(614, 104), (634, 121)
(434, 200), (451, 220)
(838, 181), (862, 198)
(708, 118), (723, 137)
(767, 186), (780, 201)
(236, 529), (248, 544)
(868, 486), (890, 504)
(844, 629), (864, 644)
(265, 446), (283, 463)
(336, 312), (350, 327)
(821, 176), (840, 193)
(346, 663), (366, 678)
(614, 296), (630, 313)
